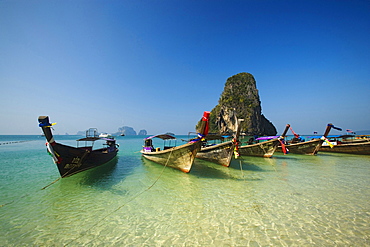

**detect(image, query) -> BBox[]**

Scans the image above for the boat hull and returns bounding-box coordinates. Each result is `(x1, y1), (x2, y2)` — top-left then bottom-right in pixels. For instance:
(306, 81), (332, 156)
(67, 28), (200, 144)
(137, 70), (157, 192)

(196, 141), (234, 167)
(277, 139), (323, 155)
(141, 141), (201, 172)
(239, 139), (279, 157)
(38, 116), (118, 177)
(319, 141), (370, 155)
(50, 142), (118, 177)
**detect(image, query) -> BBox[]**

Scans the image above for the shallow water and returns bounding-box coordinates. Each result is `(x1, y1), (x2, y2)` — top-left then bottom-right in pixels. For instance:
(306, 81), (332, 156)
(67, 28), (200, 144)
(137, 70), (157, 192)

(0, 135), (369, 246)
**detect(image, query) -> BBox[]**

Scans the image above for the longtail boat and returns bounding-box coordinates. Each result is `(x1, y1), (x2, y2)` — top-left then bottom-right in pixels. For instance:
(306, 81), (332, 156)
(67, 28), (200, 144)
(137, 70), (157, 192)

(278, 123), (338, 155)
(238, 124), (290, 158)
(196, 119), (244, 166)
(319, 135), (370, 155)
(239, 138), (279, 157)
(38, 116), (119, 177)
(140, 111), (210, 173)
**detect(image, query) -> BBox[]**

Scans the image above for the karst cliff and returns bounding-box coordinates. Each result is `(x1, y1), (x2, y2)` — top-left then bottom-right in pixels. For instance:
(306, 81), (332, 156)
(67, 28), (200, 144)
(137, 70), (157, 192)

(197, 72), (277, 136)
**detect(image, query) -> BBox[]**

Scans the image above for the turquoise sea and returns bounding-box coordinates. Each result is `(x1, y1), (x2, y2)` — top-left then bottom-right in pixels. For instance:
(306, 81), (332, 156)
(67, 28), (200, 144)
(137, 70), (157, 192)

(1, 135), (369, 246)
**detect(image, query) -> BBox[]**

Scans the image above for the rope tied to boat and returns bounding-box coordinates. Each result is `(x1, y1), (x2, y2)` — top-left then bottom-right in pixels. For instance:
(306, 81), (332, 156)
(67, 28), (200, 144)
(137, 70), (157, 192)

(238, 159), (245, 179)
(42, 149), (92, 190)
(289, 126), (300, 138)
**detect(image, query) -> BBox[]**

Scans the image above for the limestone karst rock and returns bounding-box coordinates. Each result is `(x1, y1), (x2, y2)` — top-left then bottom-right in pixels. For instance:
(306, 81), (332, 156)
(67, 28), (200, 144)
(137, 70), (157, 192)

(138, 129), (148, 135)
(197, 72), (277, 136)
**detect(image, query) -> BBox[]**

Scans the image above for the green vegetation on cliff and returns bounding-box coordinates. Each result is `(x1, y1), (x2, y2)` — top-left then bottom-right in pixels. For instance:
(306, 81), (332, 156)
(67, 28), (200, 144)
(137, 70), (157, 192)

(197, 72), (276, 136)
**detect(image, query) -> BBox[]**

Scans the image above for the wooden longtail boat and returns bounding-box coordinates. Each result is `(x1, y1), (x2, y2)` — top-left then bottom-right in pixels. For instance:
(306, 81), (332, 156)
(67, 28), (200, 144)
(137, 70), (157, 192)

(319, 135), (370, 155)
(278, 124), (337, 155)
(281, 138), (324, 155)
(38, 116), (119, 177)
(239, 138), (279, 157)
(196, 119), (244, 166)
(238, 124), (290, 158)
(140, 111), (210, 173)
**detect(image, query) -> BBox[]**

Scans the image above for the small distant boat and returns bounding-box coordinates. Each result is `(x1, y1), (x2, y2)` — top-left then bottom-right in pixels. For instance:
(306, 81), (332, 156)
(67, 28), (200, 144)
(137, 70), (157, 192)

(99, 133), (113, 138)
(196, 119), (244, 166)
(140, 111), (210, 172)
(319, 135), (370, 155)
(238, 124), (290, 157)
(278, 123), (338, 155)
(38, 116), (119, 177)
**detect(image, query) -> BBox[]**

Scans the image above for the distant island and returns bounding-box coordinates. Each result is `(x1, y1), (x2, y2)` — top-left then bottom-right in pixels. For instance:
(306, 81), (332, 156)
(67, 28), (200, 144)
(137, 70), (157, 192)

(77, 126), (147, 136)
(115, 126), (147, 136)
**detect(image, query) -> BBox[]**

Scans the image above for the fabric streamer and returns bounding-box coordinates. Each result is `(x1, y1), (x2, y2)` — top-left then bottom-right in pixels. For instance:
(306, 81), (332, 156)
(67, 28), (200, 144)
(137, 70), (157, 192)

(278, 138), (288, 154)
(289, 126), (300, 138)
(233, 138), (240, 158)
(39, 122), (56, 127)
(321, 136), (334, 148)
(46, 142), (58, 162)
(201, 111), (210, 136)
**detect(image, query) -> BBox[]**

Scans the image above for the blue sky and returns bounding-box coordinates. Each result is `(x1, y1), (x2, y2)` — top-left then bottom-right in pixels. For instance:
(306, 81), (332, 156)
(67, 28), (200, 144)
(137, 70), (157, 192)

(1, 0), (369, 135)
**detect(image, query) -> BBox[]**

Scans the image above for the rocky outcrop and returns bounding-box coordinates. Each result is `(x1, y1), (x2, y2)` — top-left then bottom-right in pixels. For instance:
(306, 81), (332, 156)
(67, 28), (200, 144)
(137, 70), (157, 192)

(197, 72), (276, 136)
(118, 126), (137, 136)
(138, 129), (147, 135)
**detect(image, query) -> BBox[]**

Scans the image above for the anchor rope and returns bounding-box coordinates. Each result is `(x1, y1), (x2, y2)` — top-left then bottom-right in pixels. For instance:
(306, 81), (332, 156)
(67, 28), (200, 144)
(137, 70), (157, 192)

(42, 149), (93, 189)
(0, 194), (30, 208)
(1, 172), (68, 207)
(239, 159), (244, 179)
(1, 171), (68, 207)
(0, 179), (60, 208)
(64, 148), (175, 246)
(41, 177), (61, 190)
(289, 126), (300, 138)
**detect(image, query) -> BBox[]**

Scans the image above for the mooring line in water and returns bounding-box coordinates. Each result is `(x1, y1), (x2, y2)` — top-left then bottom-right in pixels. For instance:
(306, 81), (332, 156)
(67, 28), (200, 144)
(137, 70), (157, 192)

(2, 167), (79, 208)
(0, 194), (29, 208)
(41, 177), (61, 190)
(41, 163), (83, 190)
(239, 159), (245, 179)
(0, 140), (31, 146)
(0, 199), (14, 208)
(41, 165), (80, 190)
(0, 176), (63, 208)
(64, 149), (174, 246)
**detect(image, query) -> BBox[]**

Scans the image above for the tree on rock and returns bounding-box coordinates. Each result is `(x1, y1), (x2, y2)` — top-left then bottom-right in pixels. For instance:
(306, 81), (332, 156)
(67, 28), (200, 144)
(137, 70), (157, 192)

(197, 72), (276, 136)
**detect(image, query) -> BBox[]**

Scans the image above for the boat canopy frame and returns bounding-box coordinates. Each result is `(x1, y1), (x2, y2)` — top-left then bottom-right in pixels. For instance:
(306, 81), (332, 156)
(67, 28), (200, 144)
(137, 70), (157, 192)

(144, 134), (178, 150)
(76, 128), (115, 148)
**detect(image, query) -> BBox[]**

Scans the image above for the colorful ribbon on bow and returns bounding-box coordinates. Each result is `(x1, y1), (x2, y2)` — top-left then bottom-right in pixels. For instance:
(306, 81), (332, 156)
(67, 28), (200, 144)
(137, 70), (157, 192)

(233, 138), (240, 158)
(39, 122), (56, 127)
(321, 136), (334, 148)
(278, 137), (288, 154)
